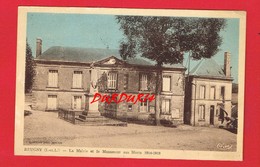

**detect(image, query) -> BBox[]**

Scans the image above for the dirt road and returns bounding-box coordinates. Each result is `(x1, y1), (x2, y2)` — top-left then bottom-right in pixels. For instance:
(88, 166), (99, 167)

(24, 110), (237, 151)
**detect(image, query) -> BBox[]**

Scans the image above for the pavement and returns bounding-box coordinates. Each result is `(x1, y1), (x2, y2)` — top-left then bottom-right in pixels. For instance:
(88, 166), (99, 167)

(24, 109), (237, 152)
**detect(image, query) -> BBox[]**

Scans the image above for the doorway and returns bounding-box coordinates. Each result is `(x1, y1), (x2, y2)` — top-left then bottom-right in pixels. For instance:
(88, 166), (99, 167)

(210, 105), (215, 125)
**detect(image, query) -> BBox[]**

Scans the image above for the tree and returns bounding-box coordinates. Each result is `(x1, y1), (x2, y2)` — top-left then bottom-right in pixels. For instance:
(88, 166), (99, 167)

(116, 16), (226, 125)
(25, 40), (35, 93)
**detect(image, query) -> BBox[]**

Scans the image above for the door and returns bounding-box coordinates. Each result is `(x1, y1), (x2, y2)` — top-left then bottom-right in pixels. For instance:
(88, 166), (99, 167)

(210, 105), (215, 125)
(47, 95), (57, 110)
(140, 99), (148, 112)
(74, 96), (82, 110)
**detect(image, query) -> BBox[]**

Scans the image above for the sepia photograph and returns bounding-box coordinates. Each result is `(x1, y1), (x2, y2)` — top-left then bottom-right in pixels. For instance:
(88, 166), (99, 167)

(15, 7), (246, 160)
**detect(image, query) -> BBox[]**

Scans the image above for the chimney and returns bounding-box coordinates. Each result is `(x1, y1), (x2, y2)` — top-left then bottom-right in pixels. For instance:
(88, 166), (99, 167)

(224, 52), (231, 77)
(36, 38), (42, 57)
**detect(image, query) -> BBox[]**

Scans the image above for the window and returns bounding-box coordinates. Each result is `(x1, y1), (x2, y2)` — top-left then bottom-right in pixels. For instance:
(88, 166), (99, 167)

(72, 96), (82, 110)
(47, 95), (57, 110)
(48, 70), (58, 87)
(161, 99), (170, 114)
(149, 106), (155, 113)
(220, 86), (225, 100)
(128, 104), (132, 112)
(140, 99), (149, 112)
(198, 105), (205, 120)
(140, 74), (148, 90)
(199, 85), (206, 99)
(107, 72), (117, 89)
(162, 75), (171, 92)
(72, 71), (82, 88)
(210, 86), (216, 99)
(124, 74), (128, 90)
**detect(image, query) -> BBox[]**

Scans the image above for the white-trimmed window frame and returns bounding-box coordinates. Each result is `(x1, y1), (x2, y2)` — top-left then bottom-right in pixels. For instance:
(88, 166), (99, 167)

(140, 73), (148, 91)
(47, 95), (58, 110)
(210, 86), (216, 100)
(198, 105), (206, 121)
(48, 70), (58, 87)
(72, 71), (83, 88)
(72, 95), (82, 110)
(107, 72), (117, 90)
(140, 99), (149, 113)
(199, 85), (206, 99)
(162, 75), (171, 92)
(161, 99), (171, 114)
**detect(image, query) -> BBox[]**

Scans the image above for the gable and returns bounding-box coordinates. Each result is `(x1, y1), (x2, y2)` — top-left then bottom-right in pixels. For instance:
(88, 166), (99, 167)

(94, 56), (126, 66)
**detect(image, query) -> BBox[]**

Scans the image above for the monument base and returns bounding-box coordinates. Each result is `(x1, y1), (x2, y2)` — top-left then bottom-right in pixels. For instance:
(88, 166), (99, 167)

(87, 110), (101, 117)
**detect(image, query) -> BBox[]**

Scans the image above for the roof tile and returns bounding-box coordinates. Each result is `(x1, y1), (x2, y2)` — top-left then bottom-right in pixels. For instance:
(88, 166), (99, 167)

(37, 46), (185, 68)
(189, 58), (226, 78)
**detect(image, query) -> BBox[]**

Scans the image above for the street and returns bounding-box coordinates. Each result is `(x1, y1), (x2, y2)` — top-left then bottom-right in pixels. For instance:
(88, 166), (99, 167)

(24, 110), (237, 152)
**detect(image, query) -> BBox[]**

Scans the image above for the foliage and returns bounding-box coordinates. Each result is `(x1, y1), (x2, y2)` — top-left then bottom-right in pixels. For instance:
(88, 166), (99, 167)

(25, 40), (35, 93)
(116, 16), (226, 65)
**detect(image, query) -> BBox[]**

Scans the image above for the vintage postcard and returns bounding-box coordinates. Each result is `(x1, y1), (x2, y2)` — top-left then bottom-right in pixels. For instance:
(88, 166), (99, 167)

(15, 7), (246, 160)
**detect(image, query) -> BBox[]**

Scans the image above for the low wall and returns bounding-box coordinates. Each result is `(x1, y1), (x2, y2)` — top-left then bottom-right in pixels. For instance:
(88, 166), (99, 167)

(58, 108), (83, 124)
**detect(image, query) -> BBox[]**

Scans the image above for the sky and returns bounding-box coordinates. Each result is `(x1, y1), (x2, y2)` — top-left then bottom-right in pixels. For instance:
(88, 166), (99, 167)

(26, 13), (240, 83)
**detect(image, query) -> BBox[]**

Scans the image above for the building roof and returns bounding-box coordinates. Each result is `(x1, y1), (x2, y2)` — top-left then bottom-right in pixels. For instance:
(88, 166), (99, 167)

(38, 46), (121, 62)
(189, 58), (227, 78)
(36, 46), (185, 69)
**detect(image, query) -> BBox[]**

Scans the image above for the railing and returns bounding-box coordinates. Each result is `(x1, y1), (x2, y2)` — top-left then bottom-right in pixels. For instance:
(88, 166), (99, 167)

(58, 108), (82, 124)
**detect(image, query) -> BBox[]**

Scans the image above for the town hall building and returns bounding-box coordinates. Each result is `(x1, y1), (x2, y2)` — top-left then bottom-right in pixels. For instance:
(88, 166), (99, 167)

(31, 39), (186, 125)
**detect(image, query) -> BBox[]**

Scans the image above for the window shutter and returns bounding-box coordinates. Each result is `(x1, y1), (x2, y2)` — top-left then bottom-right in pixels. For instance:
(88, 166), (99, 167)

(54, 71), (58, 87)
(162, 100), (166, 113)
(48, 70), (58, 87)
(144, 74), (147, 90)
(162, 76), (171, 91)
(210, 86), (215, 99)
(139, 73), (141, 91)
(116, 73), (118, 90)
(72, 73), (76, 88)
(166, 100), (170, 113)
(199, 86), (205, 99)
(147, 73), (151, 90)
(124, 74), (128, 90)
(76, 96), (82, 110)
(71, 96), (74, 109)
(48, 72), (51, 87)
(79, 72), (82, 88)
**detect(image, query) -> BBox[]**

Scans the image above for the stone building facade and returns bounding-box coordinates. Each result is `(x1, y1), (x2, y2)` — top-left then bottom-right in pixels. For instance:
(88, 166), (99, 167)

(32, 39), (186, 125)
(184, 52), (233, 127)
